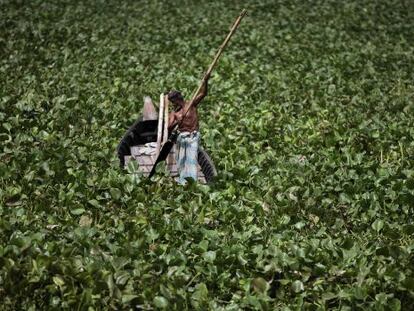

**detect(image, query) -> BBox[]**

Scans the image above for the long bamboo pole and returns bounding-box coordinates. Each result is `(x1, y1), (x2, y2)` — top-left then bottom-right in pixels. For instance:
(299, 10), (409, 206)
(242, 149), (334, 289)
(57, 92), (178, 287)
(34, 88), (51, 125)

(180, 9), (247, 123)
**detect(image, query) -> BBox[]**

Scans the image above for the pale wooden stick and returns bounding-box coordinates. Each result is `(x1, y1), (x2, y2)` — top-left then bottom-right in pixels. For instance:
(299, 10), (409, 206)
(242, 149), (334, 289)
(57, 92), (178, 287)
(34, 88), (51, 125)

(156, 93), (164, 156)
(163, 95), (174, 168)
(163, 95), (169, 143)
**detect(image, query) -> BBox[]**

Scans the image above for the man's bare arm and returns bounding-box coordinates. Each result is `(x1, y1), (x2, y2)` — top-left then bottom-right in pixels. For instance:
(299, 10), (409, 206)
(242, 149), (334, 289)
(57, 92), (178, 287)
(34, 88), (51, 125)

(193, 75), (209, 106)
(168, 112), (176, 130)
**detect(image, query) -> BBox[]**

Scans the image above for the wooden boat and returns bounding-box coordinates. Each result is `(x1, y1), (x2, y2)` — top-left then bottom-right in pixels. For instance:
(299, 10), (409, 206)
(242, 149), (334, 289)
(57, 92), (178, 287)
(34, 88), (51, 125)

(117, 96), (217, 183)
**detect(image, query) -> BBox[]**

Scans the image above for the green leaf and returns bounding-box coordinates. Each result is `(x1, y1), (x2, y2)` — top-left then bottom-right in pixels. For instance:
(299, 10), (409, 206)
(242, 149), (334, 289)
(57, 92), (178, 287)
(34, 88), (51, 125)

(70, 208), (85, 215)
(372, 219), (384, 232)
(198, 240), (209, 252)
(203, 251), (216, 263)
(3, 122), (11, 131)
(122, 294), (138, 304)
(106, 274), (115, 297)
(53, 275), (65, 287)
(252, 277), (269, 294)
(110, 188), (122, 200)
(115, 271), (130, 285)
(322, 292), (337, 301)
(88, 199), (100, 208)
(153, 296), (168, 309)
(291, 280), (304, 293)
(389, 298), (401, 311)
(191, 283), (208, 308)
(79, 215), (92, 227)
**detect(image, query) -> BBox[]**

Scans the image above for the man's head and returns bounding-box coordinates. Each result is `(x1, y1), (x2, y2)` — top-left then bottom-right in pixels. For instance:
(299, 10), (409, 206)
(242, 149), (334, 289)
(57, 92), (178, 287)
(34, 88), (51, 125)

(168, 90), (184, 107)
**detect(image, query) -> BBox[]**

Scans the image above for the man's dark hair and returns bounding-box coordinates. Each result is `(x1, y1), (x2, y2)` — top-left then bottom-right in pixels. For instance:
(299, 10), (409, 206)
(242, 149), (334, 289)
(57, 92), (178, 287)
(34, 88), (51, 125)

(168, 90), (184, 102)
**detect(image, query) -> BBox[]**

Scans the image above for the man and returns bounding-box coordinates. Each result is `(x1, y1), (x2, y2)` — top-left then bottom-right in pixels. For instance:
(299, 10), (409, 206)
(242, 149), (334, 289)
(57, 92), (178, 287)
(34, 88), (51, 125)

(167, 75), (209, 184)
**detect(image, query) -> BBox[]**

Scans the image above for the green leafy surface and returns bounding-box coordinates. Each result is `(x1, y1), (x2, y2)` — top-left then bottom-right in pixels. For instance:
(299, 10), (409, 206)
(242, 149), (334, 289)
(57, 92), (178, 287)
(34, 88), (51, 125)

(1, 0), (414, 309)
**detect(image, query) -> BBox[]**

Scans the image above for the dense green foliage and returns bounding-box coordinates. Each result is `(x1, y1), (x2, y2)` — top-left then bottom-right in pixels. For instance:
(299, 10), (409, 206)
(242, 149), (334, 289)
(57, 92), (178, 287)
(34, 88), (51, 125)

(1, 0), (414, 309)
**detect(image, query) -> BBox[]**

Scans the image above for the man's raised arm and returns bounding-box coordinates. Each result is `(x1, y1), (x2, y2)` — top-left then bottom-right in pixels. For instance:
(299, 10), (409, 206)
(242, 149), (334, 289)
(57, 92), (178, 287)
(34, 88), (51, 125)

(193, 75), (210, 106)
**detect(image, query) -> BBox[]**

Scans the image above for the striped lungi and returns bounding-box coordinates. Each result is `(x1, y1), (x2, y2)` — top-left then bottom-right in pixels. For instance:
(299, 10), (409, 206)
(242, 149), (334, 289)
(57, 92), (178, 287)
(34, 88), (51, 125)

(176, 131), (199, 184)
